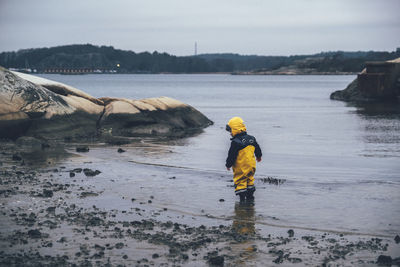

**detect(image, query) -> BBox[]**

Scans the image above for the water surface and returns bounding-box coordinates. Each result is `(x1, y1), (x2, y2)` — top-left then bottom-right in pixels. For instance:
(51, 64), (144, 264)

(38, 74), (400, 236)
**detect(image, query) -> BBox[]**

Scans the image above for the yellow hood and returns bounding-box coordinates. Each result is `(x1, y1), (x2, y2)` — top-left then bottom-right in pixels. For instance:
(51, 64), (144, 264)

(228, 117), (247, 136)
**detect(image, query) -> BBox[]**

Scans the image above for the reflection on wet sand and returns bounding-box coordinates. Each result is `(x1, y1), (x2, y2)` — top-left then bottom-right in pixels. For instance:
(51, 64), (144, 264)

(230, 202), (258, 265)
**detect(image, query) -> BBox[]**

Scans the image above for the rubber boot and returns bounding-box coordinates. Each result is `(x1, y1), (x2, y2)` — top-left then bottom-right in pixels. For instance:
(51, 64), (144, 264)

(239, 192), (246, 203)
(246, 190), (255, 202)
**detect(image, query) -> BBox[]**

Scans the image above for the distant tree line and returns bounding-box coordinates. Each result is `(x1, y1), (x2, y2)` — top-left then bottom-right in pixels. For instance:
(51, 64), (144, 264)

(0, 44), (399, 73)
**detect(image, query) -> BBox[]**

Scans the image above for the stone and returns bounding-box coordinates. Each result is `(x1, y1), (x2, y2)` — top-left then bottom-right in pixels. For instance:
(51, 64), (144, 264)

(28, 229), (42, 238)
(83, 169), (101, 177)
(0, 67), (212, 140)
(42, 189), (54, 198)
(288, 229), (294, 237)
(209, 256), (224, 266)
(376, 255), (392, 265)
(76, 146), (89, 152)
(12, 154), (22, 161)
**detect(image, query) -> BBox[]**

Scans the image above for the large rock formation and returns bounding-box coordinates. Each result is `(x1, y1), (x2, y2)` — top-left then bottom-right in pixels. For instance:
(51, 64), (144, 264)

(0, 67), (212, 140)
(330, 58), (400, 102)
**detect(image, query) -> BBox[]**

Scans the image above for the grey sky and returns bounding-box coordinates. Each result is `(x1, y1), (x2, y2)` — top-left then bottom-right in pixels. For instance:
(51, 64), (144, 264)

(0, 0), (399, 56)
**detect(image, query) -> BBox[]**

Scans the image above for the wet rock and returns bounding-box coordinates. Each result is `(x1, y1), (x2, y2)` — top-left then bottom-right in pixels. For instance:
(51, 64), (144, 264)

(12, 154), (22, 161)
(42, 189), (54, 198)
(117, 148), (126, 153)
(288, 229), (294, 237)
(94, 244), (105, 251)
(57, 237), (67, 243)
(80, 192), (99, 198)
(46, 206), (56, 213)
(395, 235), (400, 244)
(377, 255), (392, 265)
(76, 146), (89, 152)
(219, 199), (225, 202)
(86, 217), (103, 226)
(71, 168), (83, 173)
(115, 242), (124, 249)
(152, 253), (159, 259)
(28, 229), (42, 238)
(288, 257), (302, 263)
(209, 255), (224, 266)
(69, 172), (75, 177)
(83, 168), (101, 177)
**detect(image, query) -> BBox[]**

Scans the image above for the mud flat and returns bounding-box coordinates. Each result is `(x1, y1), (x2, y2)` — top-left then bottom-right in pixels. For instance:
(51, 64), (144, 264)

(0, 141), (400, 266)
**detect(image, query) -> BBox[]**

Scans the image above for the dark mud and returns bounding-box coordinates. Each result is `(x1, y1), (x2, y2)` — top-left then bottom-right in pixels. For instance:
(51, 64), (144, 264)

(0, 141), (399, 266)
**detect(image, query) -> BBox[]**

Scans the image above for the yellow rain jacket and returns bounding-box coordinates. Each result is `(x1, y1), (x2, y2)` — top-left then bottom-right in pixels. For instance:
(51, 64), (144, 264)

(226, 117), (262, 195)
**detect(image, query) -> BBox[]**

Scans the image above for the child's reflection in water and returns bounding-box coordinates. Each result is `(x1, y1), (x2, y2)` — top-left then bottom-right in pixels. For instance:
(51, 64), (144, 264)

(231, 202), (258, 265)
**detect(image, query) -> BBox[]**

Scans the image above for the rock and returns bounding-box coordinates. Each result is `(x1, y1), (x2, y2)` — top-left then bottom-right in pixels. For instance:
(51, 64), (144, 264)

(376, 255), (392, 265)
(0, 68), (103, 139)
(57, 237), (67, 243)
(28, 229), (42, 238)
(12, 154), (22, 161)
(69, 172), (75, 178)
(209, 256), (224, 266)
(83, 168), (101, 177)
(46, 207), (56, 213)
(99, 96), (212, 138)
(288, 229), (294, 237)
(330, 57), (400, 102)
(117, 148), (125, 153)
(76, 146), (89, 152)
(1, 68), (212, 140)
(219, 199), (225, 202)
(395, 235), (400, 244)
(115, 242), (124, 249)
(10, 70), (103, 105)
(80, 192), (99, 198)
(42, 189), (54, 198)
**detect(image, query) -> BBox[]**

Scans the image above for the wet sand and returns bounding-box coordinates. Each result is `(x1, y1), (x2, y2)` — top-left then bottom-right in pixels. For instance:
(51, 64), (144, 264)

(0, 141), (399, 266)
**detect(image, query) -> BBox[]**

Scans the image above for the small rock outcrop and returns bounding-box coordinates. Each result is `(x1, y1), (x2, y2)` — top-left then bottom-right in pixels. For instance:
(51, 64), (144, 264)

(0, 67), (212, 140)
(330, 58), (400, 102)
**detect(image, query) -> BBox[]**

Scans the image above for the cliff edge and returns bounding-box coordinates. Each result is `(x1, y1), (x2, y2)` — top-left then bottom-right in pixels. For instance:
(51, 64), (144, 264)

(0, 67), (212, 140)
(330, 58), (400, 102)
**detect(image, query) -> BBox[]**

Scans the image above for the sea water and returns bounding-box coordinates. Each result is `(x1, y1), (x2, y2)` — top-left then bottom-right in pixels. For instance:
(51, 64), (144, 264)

(38, 74), (400, 237)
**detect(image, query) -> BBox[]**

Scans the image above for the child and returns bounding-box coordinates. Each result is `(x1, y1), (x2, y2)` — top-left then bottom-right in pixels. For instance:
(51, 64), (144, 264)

(225, 117), (262, 202)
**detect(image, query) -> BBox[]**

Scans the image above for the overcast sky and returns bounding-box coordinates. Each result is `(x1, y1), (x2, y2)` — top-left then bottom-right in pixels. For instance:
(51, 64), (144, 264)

(0, 0), (399, 56)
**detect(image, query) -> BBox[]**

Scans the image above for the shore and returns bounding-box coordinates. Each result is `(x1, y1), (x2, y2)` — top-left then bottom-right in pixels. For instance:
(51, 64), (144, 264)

(0, 140), (399, 266)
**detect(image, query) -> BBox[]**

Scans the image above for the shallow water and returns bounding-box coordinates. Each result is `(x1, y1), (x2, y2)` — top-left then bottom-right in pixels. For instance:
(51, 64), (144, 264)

(38, 74), (400, 237)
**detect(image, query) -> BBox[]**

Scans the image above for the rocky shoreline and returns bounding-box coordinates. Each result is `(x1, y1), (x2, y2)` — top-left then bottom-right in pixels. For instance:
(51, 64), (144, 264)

(330, 58), (400, 103)
(1, 141), (399, 266)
